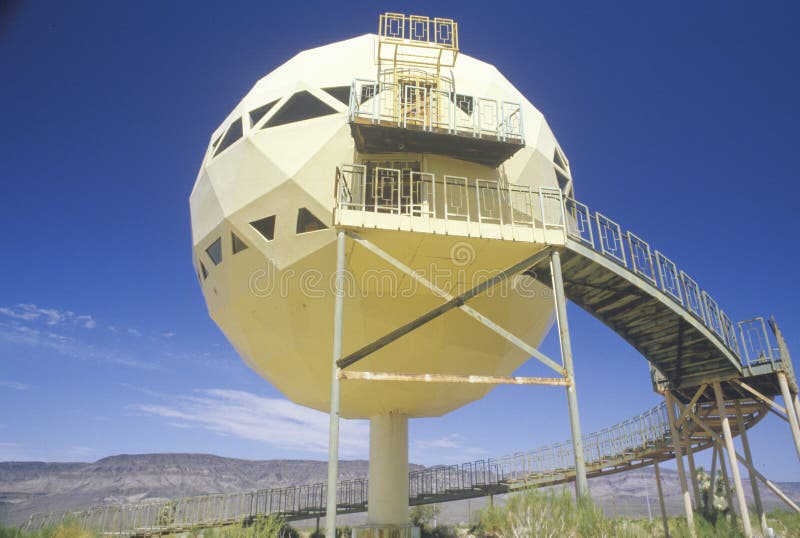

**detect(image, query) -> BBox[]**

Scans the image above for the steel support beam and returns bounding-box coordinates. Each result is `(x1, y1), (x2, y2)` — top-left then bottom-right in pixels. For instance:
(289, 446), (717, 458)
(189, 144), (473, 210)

(778, 372), (800, 462)
(794, 392), (800, 429)
(685, 440), (700, 510)
(685, 406), (800, 513)
(325, 231), (347, 538)
(550, 250), (588, 500)
(654, 462), (670, 538)
(734, 380), (787, 415)
(675, 383), (708, 430)
(338, 371), (570, 386)
(716, 433), (736, 523)
(709, 445), (718, 513)
(712, 382), (752, 537)
(664, 391), (695, 535)
(734, 401), (767, 536)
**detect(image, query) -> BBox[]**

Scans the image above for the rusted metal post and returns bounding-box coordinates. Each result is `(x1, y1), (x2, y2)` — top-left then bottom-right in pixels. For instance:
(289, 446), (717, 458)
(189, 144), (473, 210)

(664, 391), (695, 535)
(735, 400), (767, 536)
(778, 372), (800, 461)
(550, 249), (588, 500)
(325, 230), (346, 538)
(712, 382), (752, 537)
(654, 462), (670, 538)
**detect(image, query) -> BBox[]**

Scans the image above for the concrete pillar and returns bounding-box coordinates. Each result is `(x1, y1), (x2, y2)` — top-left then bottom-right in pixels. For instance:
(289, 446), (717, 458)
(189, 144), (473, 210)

(368, 413), (409, 526)
(778, 372), (800, 462)
(735, 401), (767, 536)
(654, 462), (670, 538)
(664, 391), (695, 535)
(712, 382), (752, 537)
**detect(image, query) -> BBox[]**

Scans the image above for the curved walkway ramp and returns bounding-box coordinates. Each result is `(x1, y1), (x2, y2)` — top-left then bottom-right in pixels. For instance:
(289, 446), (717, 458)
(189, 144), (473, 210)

(21, 399), (778, 536)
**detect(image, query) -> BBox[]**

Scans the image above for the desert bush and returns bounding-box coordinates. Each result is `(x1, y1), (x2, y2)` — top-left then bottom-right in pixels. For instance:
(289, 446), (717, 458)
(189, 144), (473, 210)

(473, 489), (616, 537)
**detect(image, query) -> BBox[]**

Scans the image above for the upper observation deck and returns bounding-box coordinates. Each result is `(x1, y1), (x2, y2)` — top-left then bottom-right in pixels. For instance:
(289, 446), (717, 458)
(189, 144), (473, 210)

(348, 78), (525, 166)
(333, 164), (796, 396)
(349, 13), (525, 166)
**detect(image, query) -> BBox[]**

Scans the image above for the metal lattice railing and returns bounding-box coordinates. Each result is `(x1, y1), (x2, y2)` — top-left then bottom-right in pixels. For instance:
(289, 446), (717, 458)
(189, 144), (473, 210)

(348, 78), (524, 143)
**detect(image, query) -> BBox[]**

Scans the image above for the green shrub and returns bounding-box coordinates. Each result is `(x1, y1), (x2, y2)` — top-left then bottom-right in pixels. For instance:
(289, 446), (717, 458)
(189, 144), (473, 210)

(474, 490), (616, 537)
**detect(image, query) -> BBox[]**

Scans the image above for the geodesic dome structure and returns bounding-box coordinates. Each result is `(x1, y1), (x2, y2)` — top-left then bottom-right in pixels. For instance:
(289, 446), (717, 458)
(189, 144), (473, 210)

(189, 33), (573, 419)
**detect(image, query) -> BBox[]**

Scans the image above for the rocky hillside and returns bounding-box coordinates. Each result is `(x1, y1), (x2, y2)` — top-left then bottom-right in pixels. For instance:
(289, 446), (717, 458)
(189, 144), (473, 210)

(0, 454), (381, 525)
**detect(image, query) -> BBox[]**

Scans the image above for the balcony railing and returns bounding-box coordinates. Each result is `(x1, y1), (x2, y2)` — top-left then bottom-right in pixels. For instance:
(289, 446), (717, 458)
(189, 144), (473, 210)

(348, 78), (524, 143)
(333, 164), (797, 372)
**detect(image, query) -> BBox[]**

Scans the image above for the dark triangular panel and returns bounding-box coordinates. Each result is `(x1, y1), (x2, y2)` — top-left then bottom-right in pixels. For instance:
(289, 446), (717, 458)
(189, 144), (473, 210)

(322, 86), (351, 106)
(231, 232), (249, 254)
(249, 99), (279, 127)
(556, 169), (570, 193)
(264, 91), (337, 129)
(214, 118), (243, 157)
(200, 262), (209, 280)
(206, 237), (223, 266)
(250, 215), (276, 241)
(296, 208), (328, 234)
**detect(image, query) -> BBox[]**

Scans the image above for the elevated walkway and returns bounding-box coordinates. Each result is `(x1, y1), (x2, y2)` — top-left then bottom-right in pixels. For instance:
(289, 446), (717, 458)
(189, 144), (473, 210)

(22, 398), (778, 536)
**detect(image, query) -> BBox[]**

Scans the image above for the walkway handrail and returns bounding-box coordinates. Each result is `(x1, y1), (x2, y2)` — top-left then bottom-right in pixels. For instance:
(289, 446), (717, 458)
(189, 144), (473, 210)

(19, 401), (703, 535)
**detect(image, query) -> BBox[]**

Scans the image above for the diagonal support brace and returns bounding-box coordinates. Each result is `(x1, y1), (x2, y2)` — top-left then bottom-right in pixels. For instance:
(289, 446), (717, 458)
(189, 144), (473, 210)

(339, 231), (563, 375)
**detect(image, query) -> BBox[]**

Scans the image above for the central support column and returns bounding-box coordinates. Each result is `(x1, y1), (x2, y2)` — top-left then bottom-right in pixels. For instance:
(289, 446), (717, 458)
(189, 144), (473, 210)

(368, 413), (410, 526)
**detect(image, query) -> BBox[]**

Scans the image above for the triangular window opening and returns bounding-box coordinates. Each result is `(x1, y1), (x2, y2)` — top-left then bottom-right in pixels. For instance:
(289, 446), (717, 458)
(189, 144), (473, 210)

(555, 169), (570, 194)
(322, 86), (351, 106)
(249, 99), (279, 127)
(554, 148), (568, 170)
(206, 237), (223, 266)
(214, 118), (243, 157)
(296, 208), (328, 234)
(200, 262), (209, 280)
(251, 215), (276, 241)
(264, 91), (337, 129)
(231, 232), (249, 254)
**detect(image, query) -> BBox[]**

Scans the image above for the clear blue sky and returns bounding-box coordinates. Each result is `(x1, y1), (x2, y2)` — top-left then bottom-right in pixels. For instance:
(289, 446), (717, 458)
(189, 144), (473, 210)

(1, 1), (799, 482)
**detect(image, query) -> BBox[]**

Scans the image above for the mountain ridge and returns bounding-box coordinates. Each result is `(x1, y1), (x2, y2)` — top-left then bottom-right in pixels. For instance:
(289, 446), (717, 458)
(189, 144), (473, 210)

(2, 453), (798, 527)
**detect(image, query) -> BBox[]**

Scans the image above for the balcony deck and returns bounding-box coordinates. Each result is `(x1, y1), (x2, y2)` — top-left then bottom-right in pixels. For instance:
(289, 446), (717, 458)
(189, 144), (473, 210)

(348, 79), (525, 166)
